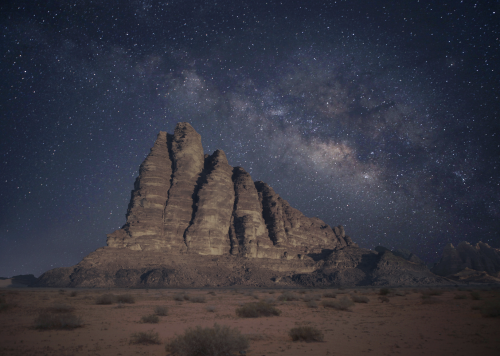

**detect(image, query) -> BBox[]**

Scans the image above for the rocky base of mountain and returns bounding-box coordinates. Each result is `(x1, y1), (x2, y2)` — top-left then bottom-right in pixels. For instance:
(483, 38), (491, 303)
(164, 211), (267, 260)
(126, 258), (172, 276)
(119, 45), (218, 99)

(35, 246), (452, 288)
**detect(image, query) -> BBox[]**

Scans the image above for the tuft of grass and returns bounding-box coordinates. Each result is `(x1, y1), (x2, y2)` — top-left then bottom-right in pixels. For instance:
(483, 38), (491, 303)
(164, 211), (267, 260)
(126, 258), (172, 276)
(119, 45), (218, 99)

(236, 301), (281, 318)
(69, 291), (78, 297)
(480, 300), (500, 317)
(207, 291), (216, 296)
(470, 291), (481, 300)
(351, 295), (369, 303)
(422, 289), (442, 297)
(154, 306), (168, 316)
(58, 289), (66, 295)
(303, 294), (321, 302)
(454, 294), (467, 299)
(306, 300), (318, 308)
(322, 296), (355, 311)
(0, 295), (9, 312)
(189, 295), (206, 303)
(421, 295), (440, 304)
(34, 312), (83, 330)
(95, 294), (115, 305)
(379, 296), (389, 303)
(48, 303), (75, 313)
(130, 329), (161, 345)
(379, 288), (390, 296)
(166, 323), (249, 356)
(323, 291), (337, 298)
(116, 294), (135, 304)
(173, 294), (186, 302)
(206, 305), (216, 313)
(289, 326), (324, 342)
(278, 291), (300, 302)
(141, 314), (160, 324)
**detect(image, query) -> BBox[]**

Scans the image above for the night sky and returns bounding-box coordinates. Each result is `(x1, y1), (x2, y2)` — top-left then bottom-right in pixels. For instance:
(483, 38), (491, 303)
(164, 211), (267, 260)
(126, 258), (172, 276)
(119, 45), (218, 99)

(1, 1), (499, 278)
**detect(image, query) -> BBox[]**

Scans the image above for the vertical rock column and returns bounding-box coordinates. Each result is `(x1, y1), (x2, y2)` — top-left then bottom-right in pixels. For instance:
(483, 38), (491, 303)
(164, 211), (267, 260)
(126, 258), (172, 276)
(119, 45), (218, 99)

(230, 167), (272, 257)
(162, 122), (205, 251)
(107, 131), (172, 249)
(185, 150), (235, 255)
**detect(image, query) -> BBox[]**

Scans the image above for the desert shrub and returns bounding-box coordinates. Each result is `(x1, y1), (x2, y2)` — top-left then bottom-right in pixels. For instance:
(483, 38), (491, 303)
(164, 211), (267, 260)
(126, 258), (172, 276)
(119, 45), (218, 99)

(263, 296), (277, 304)
(236, 301), (281, 318)
(480, 300), (500, 317)
(351, 295), (369, 303)
(130, 330), (161, 345)
(166, 323), (249, 356)
(323, 291), (337, 298)
(48, 303), (75, 313)
(116, 294), (135, 304)
(0, 295), (9, 312)
(268, 290), (275, 294)
(155, 306), (168, 316)
(379, 296), (390, 303)
(206, 305), (216, 313)
(379, 288), (390, 296)
(289, 326), (324, 342)
(394, 291), (406, 297)
(322, 296), (354, 311)
(421, 295), (440, 304)
(306, 300), (318, 308)
(34, 312), (83, 329)
(174, 294), (186, 302)
(302, 294), (321, 302)
(470, 291), (481, 300)
(69, 291), (78, 297)
(58, 289), (66, 295)
(141, 314), (160, 324)
(278, 291), (300, 301)
(454, 294), (467, 299)
(189, 295), (206, 303)
(245, 291), (259, 299)
(207, 291), (216, 296)
(422, 289), (442, 297)
(95, 294), (115, 305)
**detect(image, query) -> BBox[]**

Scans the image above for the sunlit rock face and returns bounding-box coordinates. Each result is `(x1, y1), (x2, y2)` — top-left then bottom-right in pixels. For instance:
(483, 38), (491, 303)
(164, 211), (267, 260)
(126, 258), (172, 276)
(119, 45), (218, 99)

(107, 122), (353, 257)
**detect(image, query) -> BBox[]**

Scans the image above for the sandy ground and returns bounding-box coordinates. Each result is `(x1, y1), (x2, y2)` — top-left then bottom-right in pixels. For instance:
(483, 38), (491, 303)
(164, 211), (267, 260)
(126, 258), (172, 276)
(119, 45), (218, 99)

(1, 286), (499, 356)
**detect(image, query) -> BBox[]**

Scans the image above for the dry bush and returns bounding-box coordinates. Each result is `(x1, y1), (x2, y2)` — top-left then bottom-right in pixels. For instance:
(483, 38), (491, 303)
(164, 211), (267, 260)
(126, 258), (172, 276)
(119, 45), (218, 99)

(306, 300), (318, 308)
(0, 295), (9, 312)
(95, 294), (115, 305)
(322, 296), (355, 311)
(322, 291), (337, 298)
(379, 288), (390, 296)
(263, 297), (276, 305)
(289, 326), (324, 342)
(189, 295), (206, 303)
(278, 291), (300, 301)
(351, 295), (369, 303)
(206, 305), (216, 313)
(34, 312), (83, 329)
(207, 291), (216, 296)
(454, 294), (467, 299)
(48, 303), (75, 313)
(302, 294), (321, 302)
(155, 306), (168, 316)
(422, 289), (442, 297)
(480, 300), (500, 317)
(130, 329), (161, 345)
(141, 314), (160, 323)
(173, 294), (186, 302)
(379, 296), (389, 303)
(58, 289), (66, 295)
(116, 294), (135, 304)
(421, 295), (440, 304)
(470, 291), (481, 300)
(69, 291), (78, 297)
(236, 301), (281, 318)
(166, 323), (249, 356)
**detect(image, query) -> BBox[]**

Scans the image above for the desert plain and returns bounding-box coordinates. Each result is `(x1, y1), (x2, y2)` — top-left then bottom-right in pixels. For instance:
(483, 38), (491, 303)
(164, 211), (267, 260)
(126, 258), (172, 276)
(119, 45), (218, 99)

(1, 286), (499, 356)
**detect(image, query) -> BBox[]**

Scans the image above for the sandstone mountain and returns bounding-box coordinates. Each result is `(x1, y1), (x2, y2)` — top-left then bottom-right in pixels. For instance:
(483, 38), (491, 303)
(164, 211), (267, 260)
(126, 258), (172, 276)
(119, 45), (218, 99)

(36, 122), (449, 288)
(431, 241), (500, 278)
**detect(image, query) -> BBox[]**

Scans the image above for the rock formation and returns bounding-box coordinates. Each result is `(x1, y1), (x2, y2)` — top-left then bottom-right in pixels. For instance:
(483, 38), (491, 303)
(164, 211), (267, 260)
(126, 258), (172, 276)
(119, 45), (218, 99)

(35, 122), (452, 288)
(432, 241), (500, 277)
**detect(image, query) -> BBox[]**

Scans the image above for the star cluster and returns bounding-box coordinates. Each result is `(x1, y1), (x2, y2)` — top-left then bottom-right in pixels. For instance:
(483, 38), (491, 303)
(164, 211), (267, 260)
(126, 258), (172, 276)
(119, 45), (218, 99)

(1, 1), (499, 277)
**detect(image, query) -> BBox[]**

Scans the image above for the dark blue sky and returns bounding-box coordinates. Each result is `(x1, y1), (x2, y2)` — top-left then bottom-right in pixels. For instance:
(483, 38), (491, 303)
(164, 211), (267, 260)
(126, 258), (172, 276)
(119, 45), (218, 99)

(1, 0), (499, 277)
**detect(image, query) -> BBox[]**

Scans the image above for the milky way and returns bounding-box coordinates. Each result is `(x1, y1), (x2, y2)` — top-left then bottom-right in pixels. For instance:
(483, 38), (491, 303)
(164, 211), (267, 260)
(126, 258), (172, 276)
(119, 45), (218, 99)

(1, 1), (499, 277)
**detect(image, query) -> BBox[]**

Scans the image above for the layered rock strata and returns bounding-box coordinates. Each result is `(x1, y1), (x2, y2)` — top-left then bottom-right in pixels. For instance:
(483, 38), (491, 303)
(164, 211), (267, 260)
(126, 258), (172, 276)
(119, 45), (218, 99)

(107, 122), (353, 257)
(432, 241), (500, 277)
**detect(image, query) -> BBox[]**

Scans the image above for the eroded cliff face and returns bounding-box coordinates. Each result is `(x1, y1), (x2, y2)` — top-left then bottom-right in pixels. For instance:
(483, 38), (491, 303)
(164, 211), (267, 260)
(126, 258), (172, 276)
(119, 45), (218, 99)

(107, 122), (354, 257)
